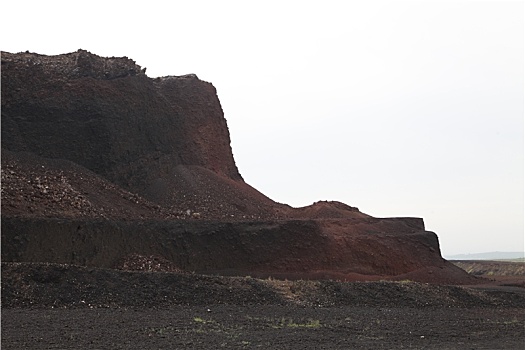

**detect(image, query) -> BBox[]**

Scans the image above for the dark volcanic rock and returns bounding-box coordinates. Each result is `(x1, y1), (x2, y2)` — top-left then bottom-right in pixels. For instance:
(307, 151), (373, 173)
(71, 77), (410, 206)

(1, 217), (479, 284)
(1, 50), (246, 208)
(1, 50), (477, 284)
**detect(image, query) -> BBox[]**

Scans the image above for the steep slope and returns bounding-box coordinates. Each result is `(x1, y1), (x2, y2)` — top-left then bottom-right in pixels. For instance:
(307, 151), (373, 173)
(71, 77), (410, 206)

(1, 50), (284, 220)
(2, 50), (240, 180)
(1, 50), (476, 284)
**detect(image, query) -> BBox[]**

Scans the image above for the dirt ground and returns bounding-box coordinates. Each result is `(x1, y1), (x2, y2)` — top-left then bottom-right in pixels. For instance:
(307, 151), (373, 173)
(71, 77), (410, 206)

(3, 305), (524, 350)
(2, 262), (525, 349)
(451, 260), (525, 280)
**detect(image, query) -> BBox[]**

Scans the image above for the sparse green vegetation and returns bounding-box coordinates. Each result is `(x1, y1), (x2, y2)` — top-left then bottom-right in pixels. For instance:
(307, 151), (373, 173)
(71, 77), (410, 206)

(271, 317), (322, 329)
(503, 317), (520, 325)
(485, 316), (521, 325)
(398, 279), (414, 284)
(146, 326), (176, 335)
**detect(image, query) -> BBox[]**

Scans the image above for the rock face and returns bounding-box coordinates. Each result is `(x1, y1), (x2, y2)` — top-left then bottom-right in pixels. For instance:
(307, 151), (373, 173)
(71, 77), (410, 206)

(2, 50), (239, 180)
(1, 50), (263, 217)
(1, 50), (474, 284)
(1, 50), (370, 221)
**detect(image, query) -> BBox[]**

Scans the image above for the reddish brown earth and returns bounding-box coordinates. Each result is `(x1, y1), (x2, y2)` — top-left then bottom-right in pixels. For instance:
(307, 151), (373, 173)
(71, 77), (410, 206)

(1, 49), (472, 284)
(2, 50), (524, 349)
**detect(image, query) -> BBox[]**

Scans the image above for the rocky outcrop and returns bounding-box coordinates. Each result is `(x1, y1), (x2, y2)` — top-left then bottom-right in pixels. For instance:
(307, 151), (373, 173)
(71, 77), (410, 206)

(1, 50), (240, 180)
(1, 50), (475, 284)
(1, 50), (253, 213)
(1, 217), (477, 284)
(1, 50), (372, 221)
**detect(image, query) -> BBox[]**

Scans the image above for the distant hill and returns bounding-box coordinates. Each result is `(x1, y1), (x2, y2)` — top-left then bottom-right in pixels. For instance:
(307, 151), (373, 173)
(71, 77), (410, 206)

(445, 252), (525, 261)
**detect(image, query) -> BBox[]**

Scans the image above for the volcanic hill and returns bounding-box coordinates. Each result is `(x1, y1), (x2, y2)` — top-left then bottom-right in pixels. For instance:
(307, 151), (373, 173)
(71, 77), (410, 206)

(1, 50), (475, 284)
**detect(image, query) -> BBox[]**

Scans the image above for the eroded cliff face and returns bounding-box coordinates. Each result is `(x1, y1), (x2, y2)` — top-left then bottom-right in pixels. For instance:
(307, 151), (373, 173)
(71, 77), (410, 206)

(1, 50), (474, 284)
(2, 50), (242, 206)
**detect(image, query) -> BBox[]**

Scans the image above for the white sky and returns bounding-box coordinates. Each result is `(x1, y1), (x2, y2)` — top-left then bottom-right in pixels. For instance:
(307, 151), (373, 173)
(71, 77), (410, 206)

(2, 1), (523, 256)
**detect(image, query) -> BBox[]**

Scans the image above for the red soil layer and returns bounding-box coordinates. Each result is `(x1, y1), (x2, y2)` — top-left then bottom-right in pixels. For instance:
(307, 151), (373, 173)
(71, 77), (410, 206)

(1, 50), (478, 284)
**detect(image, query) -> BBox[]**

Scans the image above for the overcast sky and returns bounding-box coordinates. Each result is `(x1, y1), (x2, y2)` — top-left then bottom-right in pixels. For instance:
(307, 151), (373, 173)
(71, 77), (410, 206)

(2, 1), (523, 256)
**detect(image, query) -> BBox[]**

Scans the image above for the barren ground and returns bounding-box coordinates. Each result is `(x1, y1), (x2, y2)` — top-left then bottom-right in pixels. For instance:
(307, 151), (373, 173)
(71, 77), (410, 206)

(3, 305), (524, 350)
(2, 262), (525, 349)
